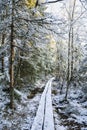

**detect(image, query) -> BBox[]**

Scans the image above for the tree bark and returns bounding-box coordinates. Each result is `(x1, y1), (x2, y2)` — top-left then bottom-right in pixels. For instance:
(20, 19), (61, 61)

(71, 27), (74, 79)
(1, 34), (5, 73)
(10, 0), (15, 109)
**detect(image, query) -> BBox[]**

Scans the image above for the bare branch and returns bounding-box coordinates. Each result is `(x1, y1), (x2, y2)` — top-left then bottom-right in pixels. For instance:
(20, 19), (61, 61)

(43, 0), (63, 4)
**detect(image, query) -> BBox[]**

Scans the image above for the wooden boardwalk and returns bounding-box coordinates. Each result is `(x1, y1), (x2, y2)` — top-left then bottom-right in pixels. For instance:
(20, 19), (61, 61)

(31, 78), (55, 130)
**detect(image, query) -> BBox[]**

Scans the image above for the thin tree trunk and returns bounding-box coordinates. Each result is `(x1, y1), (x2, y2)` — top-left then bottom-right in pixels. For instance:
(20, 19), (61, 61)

(1, 34), (5, 73)
(18, 50), (21, 78)
(65, 0), (76, 100)
(71, 0), (76, 79)
(10, 0), (15, 109)
(1, 10), (5, 73)
(65, 28), (71, 100)
(71, 27), (74, 79)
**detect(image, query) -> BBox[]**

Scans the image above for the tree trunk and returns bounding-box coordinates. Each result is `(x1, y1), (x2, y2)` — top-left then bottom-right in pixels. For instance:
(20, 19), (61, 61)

(71, 0), (76, 79)
(17, 50), (21, 78)
(1, 10), (5, 73)
(65, 0), (76, 100)
(71, 27), (74, 79)
(10, 0), (15, 109)
(65, 27), (71, 100)
(1, 34), (5, 73)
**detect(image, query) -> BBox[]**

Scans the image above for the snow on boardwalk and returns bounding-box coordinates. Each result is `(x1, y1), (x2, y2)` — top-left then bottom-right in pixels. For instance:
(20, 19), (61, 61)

(31, 78), (55, 130)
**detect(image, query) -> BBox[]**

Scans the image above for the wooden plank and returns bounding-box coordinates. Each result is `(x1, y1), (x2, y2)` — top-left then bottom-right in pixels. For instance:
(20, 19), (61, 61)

(31, 78), (54, 130)
(43, 79), (54, 130)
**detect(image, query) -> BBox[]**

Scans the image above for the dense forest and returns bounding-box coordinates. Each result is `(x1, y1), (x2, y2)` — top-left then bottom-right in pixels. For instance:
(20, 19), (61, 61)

(0, 0), (87, 130)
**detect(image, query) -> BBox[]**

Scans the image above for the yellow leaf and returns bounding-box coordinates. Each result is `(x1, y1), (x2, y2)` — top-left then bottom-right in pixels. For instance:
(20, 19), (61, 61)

(25, 0), (36, 8)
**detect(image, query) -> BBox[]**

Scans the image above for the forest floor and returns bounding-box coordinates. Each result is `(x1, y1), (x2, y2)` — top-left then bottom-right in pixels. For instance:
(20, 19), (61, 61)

(0, 78), (87, 130)
(52, 80), (87, 130)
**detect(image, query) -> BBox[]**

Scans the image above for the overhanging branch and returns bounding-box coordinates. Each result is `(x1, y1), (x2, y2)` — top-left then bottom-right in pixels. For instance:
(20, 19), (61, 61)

(35, 0), (63, 7)
(43, 0), (63, 4)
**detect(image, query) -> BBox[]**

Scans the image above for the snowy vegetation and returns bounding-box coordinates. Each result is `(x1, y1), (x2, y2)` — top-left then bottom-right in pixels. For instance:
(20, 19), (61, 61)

(0, 0), (87, 130)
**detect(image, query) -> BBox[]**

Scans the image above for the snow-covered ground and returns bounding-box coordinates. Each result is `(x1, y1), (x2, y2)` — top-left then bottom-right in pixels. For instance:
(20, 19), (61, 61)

(0, 78), (87, 130)
(0, 81), (44, 130)
(52, 81), (87, 130)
